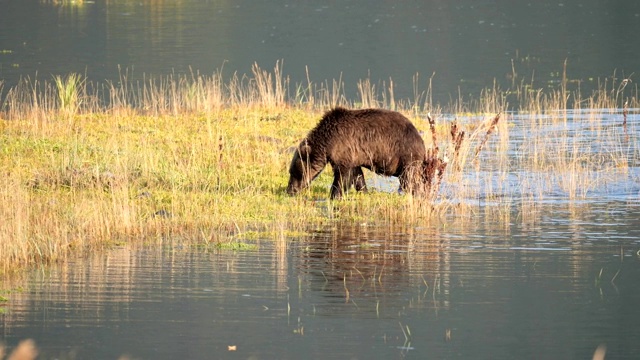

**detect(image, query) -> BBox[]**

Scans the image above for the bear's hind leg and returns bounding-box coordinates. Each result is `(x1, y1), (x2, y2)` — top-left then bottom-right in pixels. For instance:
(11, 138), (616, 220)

(353, 167), (367, 192)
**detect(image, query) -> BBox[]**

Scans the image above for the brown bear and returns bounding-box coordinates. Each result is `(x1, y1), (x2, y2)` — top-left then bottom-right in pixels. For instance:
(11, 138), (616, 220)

(286, 107), (431, 199)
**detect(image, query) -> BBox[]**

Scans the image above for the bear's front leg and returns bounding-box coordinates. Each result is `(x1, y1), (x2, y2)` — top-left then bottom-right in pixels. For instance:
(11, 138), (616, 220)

(330, 166), (355, 199)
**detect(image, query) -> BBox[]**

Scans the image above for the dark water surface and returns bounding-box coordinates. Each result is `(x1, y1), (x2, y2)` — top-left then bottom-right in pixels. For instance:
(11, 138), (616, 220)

(3, 205), (640, 359)
(1, 0), (640, 101)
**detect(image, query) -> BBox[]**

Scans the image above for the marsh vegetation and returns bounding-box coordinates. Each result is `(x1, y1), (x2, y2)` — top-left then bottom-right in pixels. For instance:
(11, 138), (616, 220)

(0, 63), (637, 276)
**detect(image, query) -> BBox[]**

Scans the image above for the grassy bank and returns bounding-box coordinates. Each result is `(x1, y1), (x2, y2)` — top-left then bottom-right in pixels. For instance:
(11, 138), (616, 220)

(0, 63), (637, 276)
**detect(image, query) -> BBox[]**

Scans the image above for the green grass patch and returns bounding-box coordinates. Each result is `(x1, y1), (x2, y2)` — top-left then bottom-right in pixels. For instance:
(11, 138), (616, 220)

(213, 241), (259, 251)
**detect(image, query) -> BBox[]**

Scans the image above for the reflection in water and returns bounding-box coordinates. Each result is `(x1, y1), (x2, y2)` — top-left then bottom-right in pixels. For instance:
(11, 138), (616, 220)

(2, 203), (640, 359)
(297, 222), (451, 312)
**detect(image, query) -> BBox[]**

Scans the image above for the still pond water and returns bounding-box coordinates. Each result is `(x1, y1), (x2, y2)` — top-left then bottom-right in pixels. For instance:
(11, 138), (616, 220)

(2, 1), (640, 359)
(2, 205), (640, 359)
(1, 0), (640, 102)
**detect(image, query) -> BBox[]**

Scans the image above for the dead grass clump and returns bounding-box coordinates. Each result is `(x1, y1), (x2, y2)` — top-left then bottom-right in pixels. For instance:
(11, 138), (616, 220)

(474, 113), (501, 159)
(422, 113), (448, 199)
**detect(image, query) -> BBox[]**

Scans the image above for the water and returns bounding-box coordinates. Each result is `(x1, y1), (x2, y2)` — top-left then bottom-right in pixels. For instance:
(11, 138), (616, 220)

(1, 1), (639, 102)
(2, 210), (640, 359)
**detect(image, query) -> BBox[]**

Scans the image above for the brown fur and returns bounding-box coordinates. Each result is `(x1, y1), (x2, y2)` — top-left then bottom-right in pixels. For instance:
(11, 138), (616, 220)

(286, 107), (428, 199)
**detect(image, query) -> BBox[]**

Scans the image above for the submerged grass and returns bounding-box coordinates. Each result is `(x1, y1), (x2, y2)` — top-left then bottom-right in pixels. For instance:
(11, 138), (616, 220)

(0, 62), (637, 276)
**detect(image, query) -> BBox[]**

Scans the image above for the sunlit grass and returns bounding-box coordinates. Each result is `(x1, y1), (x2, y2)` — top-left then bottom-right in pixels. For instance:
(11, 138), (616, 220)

(40, 0), (84, 5)
(0, 62), (637, 276)
(53, 73), (84, 116)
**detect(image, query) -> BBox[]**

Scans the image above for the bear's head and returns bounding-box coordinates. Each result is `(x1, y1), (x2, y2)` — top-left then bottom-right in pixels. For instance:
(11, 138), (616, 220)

(286, 140), (319, 195)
